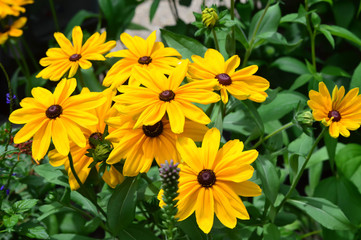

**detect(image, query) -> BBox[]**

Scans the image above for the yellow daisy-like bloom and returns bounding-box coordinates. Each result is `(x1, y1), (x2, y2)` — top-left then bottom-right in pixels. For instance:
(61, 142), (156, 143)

(105, 113), (208, 176)
(188, 48), (270, 104)
(113, 60), (220, 134)
(176, 128), (262, 234)
(0, 17), (27, 45)
(0, 0), (33, 18)
(36, 26), (116, 81)
(102, 31), (182, 89)
(307, 82), (361, 138)
(48, 88), (124, 190)
(9, 78), (106, 160)
(202, 8), (219, 28)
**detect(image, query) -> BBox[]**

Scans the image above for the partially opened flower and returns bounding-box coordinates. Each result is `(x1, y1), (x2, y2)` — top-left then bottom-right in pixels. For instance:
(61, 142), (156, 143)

(113, 60), (220, 134)
(188, 48), (270, 104)
(48, 88), (123, 189)
(37, 26), (116, 81)
(0, 17), (27, 45)
(308, 82), (361, 138)
(176, 128), (261, 234)
(102, 31), (182, 88)
(105, 113), (208, 177)
(9, 78), (106, 160)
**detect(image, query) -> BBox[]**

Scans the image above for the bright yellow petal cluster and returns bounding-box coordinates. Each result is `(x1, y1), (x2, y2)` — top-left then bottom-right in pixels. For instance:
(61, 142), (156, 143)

(202, 8), (218, 28)
(9, 78), (106, 160)
(308, 82), (361, 138)
(37, 26), (116, 81)
(113, 60), (220, 134)
(0, 17), (27, 45)
(47, 88), (123, 189)
(188, 48), (270, 103)
(105, 113), (208, 177)
(0, 0), (33, 18)
(103, 31), (182, 89)
(176, 128), (261, 234)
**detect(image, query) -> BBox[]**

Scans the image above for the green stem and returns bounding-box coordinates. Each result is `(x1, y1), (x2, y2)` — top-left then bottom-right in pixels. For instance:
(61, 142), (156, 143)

(49, 0), (60, 32)
(68, 153), (107, 218)
(12, 42), (32, 95)
(241, 0), (272, 68)
(275, 127), (326, 214)
(0, 161), (20, 206)
(252, 122), (295, 149)
(212, 28), (220, 51)
(230, 0), (236, 55)
(0, 62), (13, 160)
(305, 0), (317, 70)
(21, 37), (40, 71)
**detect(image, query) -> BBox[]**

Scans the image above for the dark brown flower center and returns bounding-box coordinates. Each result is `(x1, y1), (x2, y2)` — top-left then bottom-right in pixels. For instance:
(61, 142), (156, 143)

(46, 105), (63, 119)
(69, 54), (82, 62)
(89, 132), (103, 148)
(216, 73), (232, 86)
(142, 121), (163, 137)
(328, 110), (341, 122)
(159, 90), (175, 102)
(138, 56), (152, 65)
(197, 169), (216, 188)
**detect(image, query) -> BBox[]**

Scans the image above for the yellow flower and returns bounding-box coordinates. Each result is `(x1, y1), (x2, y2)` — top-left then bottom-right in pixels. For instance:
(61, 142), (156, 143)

(105, 113), (208, 177)
(36, 26), (116, 81)
(202, 7), (218, 28)
(176, 128), (261, 234)
(113, 60), (220, 134)
(103, 31), (182, 89)
(188, 48), (270, 104)
(9, 78), (105, 160)
(0, 0), (33, 18)
(0, 17), (27, 45)
(307, 82), (361, 138)
(48, 88), (123, 189)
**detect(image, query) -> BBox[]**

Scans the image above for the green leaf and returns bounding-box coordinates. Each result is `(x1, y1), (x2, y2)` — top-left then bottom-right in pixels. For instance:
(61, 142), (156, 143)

(258, 91), (307, 122)
(288, 196), (354, 230)
(321, 65), (351, 78)
(50, 233), (96, 240)
(271, 57), (309, 75)
(315, 176), (361, 225)
(22, 225), (49, 239)
(3, 214), (20, 228)
(178, 214), (207, 240)
(335, 144), (361, 193)
(70, 191), (100, 218)
(263, 223), (280, 240)
(149, 0), (160, 23)
(160, 29), (207, 60)
(13, 199), (38, 213)
(319, 26), (335, 48)
(288, 133), (313, 157)
(321, 24), (361, 47)
(64, 10), (98, 36)
(107, 177), (138, 235)
(255, 157), (280, 205)
(117, 223), (159, 240)
(350, 62), (361, 89)
(248, 3), (281, 41)
(290, 74), (313, 91)
(34, 163), (69, 187)
(234, 25), (249, 49)
(308, 0), (333, 7)
(38, 203), (66, 221)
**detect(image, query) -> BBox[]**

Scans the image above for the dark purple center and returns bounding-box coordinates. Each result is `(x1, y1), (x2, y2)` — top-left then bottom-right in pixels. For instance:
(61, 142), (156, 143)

(159, 90), (175, 102)
(138, 56), (152, 65)
(216, 73), (232, 86)
(328, 110), (341, 122)
(69, 54), (82, 62)
(143, 121), (163, 137)
(197, 169), (216, 188)
(46, 105), (63, 119)
(89, 132), (103, 148)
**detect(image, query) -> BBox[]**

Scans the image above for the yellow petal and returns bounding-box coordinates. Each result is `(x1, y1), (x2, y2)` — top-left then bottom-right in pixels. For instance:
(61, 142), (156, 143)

(71, 26), (83, 53)
(176, 137), (203, 172)
(202, 128), (220, 168)
(195, 187), (214, 234)
(167, 101), (185, 134)
(52, 118), (70, 156)
(32, 120), (53, 160)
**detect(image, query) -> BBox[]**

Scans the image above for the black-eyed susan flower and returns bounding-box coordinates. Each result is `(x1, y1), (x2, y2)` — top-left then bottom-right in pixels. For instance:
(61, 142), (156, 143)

(36, 26), (116, 81)
(0, 17), (27, 45)
(48, 88), (123, 189)
(105, 112), (209, 177)
(0, 0), (33, 18)
(175, 128), (262, 234)
(102, 31), (182, 89)
(9, 78), (106, 160)
(113, 60), (220, 134)
(188, 48), (270, 104)
(308, 82), (361, 138)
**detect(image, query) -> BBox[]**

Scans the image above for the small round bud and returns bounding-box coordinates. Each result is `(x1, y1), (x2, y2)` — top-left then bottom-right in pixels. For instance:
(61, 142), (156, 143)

(202, 7), (219, 28)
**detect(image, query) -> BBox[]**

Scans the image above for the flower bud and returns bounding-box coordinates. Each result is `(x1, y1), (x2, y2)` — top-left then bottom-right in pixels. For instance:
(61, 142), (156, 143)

(202, 7), (218, 28)
(295, 110), (314, 127)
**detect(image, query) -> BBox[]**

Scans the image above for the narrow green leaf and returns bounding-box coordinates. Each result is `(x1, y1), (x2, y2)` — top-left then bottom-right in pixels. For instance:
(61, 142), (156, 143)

(308, 0), (333, 7)
(255, 157), (280, 205)
(290, 74), (313, 91)
(350, 62), (361, 89)
(319, 26), (335, 48)
(149, 0), (160, 23)
(64, 10), (98, 36)
(321, 24), (361, 47)
(271, 57), (308, 75)
(160, 29), (207, 60)
(321, 65), (351, 77)
(288, 196), (354, 230)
